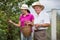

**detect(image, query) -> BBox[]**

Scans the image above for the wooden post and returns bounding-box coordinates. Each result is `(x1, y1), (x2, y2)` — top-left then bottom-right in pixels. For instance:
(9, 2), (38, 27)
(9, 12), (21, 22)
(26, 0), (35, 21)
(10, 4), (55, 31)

(51, 9), (57, 40)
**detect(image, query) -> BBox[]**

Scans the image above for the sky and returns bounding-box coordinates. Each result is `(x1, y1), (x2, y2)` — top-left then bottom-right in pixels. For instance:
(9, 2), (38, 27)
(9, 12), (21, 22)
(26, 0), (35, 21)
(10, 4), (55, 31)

(39, 0), (60, 11)
(29, 0), (60, 15)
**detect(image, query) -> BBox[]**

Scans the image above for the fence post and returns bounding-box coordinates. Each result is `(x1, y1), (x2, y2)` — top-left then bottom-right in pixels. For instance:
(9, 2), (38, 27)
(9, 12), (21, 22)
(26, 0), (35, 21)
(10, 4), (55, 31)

(51, 9), (57, 40)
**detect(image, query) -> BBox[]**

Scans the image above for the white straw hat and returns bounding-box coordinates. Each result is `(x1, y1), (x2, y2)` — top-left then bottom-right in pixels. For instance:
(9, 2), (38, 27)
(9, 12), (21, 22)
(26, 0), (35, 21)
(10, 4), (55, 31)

(32, 1), (44, 10)
(20, 4), (29, 10)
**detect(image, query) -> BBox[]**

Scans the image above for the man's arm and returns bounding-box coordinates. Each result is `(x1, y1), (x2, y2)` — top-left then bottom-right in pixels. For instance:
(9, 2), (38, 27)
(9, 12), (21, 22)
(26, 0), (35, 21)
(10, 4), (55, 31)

(35, 23), (50, 28)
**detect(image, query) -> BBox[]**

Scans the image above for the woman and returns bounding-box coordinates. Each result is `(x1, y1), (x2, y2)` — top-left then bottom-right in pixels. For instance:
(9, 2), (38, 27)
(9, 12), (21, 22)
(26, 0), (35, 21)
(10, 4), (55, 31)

(9, 4), (34, 40)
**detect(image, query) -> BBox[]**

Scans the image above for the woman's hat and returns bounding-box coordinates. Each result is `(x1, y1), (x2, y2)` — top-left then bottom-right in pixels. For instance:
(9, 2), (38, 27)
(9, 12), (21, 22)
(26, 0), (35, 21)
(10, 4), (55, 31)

(20, 4), (29, 10)
(32, 1), (44, 10)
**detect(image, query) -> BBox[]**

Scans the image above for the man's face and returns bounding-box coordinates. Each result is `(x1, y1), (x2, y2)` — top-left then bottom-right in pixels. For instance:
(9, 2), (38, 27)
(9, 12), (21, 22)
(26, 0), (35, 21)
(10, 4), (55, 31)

(34, 6), (42, 14)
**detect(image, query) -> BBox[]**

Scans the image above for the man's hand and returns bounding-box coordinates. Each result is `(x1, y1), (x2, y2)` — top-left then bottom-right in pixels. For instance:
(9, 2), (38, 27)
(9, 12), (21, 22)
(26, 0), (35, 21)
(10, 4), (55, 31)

(35, 24), (40, 28)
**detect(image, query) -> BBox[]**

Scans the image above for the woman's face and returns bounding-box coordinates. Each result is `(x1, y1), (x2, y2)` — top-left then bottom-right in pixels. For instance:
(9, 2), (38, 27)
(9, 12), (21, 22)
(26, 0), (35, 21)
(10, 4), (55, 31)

(21, 9), (27, 14)
(34, 6), (42, 14)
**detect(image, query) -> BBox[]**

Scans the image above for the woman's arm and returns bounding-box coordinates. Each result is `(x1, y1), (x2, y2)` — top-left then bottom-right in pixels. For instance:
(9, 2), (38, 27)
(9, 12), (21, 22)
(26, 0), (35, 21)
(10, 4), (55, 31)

(9, 20), (21, 27)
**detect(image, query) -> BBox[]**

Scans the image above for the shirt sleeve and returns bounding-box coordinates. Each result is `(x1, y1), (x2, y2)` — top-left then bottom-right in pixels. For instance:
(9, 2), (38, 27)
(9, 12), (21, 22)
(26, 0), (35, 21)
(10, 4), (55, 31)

(31, 14), (34, 21)
(44, 13), (50, 24)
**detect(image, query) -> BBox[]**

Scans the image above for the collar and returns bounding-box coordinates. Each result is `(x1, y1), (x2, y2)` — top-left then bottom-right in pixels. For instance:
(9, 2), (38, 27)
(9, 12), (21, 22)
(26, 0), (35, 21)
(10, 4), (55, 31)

(35, 12), (42, 16)
(22, 13), (30, 17)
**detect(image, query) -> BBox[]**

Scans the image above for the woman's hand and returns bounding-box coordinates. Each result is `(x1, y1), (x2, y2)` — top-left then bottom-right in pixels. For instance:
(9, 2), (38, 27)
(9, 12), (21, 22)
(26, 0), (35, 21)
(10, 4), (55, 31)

(24, 21), (33, 26)
(25, 21), (31, 25)
(8, 20), (13, 23)
(27, 21), (32, 24)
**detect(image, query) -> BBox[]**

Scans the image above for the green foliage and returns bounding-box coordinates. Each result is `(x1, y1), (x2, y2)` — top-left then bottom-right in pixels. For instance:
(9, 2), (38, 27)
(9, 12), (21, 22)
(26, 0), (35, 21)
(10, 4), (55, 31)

(0, 10), (20, 40)
(26, 0), (39, 6)
(0, 0), (21, 40)
(0, 0), (38, 40)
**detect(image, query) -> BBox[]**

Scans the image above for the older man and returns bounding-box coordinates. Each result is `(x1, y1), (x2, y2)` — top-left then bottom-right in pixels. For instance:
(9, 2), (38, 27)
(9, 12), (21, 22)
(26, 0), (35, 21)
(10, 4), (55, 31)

(32, 1), (50, 40)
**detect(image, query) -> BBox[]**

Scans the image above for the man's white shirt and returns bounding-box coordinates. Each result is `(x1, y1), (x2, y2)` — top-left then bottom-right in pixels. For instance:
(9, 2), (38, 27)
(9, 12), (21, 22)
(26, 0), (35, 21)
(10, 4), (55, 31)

(31, 11), (50, 30)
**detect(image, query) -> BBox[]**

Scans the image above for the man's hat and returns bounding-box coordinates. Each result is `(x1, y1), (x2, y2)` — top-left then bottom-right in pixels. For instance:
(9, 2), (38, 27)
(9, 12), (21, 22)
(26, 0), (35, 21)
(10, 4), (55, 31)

(32, 1), (44, 10)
